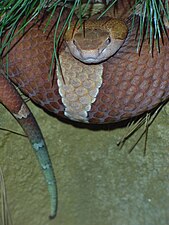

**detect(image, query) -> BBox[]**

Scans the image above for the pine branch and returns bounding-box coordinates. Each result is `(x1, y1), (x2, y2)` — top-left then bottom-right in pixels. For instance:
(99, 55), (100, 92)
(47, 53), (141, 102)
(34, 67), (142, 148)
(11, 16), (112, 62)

(132, 0), (169, 53)
(0, 0), (168, 57)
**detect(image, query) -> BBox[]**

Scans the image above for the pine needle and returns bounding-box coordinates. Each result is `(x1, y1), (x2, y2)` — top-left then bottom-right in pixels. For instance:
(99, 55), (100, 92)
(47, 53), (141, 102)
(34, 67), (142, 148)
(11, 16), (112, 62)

(117, 103), (165, 154)
(1, 0), (168, 68)
(132, 0), (168, 53)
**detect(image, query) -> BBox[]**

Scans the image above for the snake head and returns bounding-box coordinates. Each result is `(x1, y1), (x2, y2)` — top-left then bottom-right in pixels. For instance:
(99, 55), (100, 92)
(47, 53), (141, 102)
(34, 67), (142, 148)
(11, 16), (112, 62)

(64, 17), (128, 64)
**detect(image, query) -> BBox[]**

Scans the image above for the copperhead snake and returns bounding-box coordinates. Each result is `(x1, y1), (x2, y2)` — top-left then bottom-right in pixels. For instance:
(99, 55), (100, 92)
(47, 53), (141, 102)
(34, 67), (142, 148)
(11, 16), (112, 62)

(0, 1), (169, 219)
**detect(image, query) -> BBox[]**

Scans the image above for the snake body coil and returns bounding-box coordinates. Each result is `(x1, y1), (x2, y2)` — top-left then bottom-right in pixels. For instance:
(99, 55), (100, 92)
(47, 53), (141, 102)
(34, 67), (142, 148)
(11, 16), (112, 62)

(3, 7), (169, 124)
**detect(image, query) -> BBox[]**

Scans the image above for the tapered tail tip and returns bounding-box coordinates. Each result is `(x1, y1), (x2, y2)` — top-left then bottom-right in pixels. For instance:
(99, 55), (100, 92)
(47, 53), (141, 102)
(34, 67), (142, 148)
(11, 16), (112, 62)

(49, 212), (57, 220)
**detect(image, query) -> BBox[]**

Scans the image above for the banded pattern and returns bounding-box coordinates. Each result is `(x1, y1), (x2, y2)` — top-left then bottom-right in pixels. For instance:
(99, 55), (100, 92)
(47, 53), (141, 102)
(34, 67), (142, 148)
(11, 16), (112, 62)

(0, 72), (57, 218)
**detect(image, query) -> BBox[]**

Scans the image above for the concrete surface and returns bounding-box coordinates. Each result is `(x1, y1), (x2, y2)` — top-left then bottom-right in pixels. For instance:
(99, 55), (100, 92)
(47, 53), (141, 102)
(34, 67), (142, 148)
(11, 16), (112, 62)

(0, 100), (169, 225)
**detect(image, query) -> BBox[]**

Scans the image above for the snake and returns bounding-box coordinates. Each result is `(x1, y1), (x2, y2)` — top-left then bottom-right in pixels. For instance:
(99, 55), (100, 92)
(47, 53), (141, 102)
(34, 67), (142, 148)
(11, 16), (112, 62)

(1, 1), (169, 219)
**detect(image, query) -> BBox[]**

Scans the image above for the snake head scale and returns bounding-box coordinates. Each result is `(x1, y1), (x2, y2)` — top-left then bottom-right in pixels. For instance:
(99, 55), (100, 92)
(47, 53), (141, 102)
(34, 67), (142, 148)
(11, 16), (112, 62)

(64, 17), (128, 64)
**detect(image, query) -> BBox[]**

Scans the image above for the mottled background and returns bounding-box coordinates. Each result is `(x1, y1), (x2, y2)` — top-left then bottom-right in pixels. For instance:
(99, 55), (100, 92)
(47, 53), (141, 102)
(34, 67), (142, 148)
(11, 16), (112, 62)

(0, 100), (169, 225)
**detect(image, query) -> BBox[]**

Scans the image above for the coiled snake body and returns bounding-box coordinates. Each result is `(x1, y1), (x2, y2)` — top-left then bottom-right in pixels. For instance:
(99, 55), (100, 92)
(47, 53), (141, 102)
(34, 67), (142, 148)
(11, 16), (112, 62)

(1, 3), (169, 219)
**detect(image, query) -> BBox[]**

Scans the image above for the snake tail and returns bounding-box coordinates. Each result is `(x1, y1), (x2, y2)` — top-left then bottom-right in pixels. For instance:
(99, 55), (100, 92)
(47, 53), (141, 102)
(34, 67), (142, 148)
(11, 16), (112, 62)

(0, 71), (57, 219)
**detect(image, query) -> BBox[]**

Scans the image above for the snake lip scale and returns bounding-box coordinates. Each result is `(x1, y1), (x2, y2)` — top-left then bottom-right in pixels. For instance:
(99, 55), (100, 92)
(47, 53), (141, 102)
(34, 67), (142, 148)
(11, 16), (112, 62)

(1, 3), (169, 219)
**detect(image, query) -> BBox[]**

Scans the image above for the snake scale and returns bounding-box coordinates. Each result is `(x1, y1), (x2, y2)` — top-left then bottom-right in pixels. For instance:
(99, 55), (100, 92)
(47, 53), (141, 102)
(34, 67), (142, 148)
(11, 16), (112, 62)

(0, 0), (169, 219)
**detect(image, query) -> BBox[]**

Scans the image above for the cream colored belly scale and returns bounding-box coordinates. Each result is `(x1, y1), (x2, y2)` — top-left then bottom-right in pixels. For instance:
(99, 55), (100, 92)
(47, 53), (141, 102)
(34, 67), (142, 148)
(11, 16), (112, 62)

(57, 48), (103, 122)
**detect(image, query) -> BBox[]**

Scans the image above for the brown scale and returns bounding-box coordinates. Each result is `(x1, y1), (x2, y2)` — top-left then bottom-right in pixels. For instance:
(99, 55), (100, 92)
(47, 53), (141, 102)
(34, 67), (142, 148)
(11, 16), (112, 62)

(89, 30), (169, 123)
(2, 6), (169, 124)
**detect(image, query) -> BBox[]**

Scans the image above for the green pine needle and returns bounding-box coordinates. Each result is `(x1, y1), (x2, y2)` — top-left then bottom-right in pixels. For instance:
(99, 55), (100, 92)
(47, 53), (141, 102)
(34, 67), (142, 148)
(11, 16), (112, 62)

(0, 0), (168, 68)
(132, 0), (169, 53)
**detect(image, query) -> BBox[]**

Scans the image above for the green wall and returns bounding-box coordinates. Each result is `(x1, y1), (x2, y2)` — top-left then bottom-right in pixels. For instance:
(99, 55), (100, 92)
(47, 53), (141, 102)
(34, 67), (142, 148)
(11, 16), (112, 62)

(0, 100), (169, 225)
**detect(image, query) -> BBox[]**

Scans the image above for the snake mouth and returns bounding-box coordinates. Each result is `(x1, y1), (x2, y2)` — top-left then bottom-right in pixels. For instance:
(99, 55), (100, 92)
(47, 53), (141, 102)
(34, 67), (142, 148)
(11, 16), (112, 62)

(79, 55), (101, 64)
(77, 46), (111, 64)
(67, 38), (125, 64)
(66, 39), (107, 64)
(78, 47), (115, 64)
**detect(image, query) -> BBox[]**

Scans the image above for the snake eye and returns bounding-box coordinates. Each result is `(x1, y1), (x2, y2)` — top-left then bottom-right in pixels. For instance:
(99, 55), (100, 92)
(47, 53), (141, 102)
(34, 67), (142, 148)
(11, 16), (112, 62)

(73, 39), (77, 46)
(105, 36), (111, 45)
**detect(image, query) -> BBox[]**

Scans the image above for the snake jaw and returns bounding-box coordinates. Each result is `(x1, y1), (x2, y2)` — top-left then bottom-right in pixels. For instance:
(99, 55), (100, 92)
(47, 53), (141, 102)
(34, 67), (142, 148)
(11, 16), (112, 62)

(66, 38), (125, 64)
(65, 17), (128, 64)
